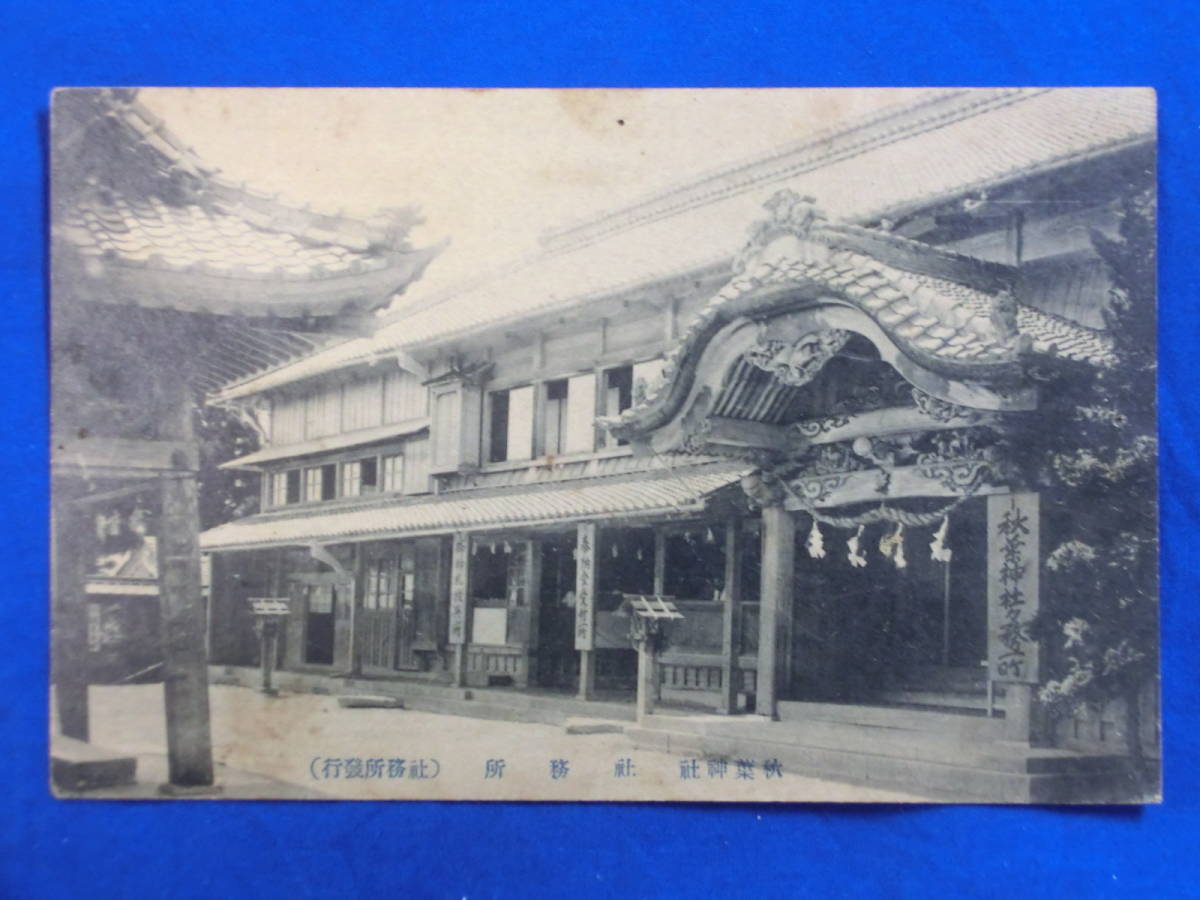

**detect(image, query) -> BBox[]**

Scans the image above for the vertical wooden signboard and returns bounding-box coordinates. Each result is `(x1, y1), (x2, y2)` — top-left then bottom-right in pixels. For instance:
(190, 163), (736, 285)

(987, 492), (1041, 683)
(574, 522), (597, 651)
(449, 531), (470, 685)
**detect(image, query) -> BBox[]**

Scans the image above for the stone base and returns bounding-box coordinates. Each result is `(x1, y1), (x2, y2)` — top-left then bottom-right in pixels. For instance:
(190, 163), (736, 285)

(51, 736), (137, 793)
(157, 781), (224, 797)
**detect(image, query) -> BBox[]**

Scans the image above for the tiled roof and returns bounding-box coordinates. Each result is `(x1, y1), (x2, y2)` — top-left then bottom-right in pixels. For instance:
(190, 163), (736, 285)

(211, 87), (1153, 401)
(61, 192), (392, 280)
(221, 418), (430, 469)
(52, 89), (442, 322)
(199, 462), (746, 551)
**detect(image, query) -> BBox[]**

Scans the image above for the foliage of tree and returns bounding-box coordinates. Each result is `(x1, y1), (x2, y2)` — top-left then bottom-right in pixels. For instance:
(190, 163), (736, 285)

(1030, 185), (1157, 769)
(194, 402), (262, 530)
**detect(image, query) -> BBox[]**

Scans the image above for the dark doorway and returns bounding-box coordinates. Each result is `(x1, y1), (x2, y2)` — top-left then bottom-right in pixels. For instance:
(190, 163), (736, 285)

(304, 584), (335, 665)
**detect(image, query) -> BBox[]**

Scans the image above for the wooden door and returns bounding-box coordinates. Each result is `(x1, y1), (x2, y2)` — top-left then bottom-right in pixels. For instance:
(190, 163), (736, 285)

(360, 544), (418, 672)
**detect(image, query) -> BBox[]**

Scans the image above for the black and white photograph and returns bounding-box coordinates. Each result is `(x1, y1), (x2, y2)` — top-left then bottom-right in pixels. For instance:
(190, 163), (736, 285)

(50, 87), (1158, 803)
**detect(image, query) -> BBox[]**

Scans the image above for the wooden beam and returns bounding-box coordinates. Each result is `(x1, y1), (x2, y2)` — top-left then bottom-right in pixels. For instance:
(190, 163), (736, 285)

(53, 437), (198, 479)
(797, 405), (999, 447)
(706, 416), (793, 453)
(784, 464), (1009, 510)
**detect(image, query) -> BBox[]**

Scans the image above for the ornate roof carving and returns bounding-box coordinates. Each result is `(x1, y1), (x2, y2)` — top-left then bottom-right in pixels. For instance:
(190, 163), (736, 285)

(600, 192), (1116, 448)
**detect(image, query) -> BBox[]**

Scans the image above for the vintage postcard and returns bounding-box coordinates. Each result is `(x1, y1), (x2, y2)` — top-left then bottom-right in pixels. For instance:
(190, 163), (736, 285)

(50, 87), (1158, 802)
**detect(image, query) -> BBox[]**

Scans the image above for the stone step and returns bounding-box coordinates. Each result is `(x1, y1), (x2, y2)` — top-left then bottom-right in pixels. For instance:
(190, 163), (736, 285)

(564, 717), (627, 735)
(51, 736), (137, 793)
(778, 700), (1005, 739)
(874, 690), (993, 712)
(652, 712), (1126, 775)
(337, 695), (406, 709)
(625, 725), (1133, 803)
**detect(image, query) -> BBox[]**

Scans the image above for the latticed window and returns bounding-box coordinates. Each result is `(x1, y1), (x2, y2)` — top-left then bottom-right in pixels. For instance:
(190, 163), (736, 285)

(381, 454), (404, 492)
(364, 557), (396, 610)
(305, 464), (336, 501)
(341, 460), (362, 497)
(271, 471), (289, 506)
(364, 553), (415, 609)
(304, 467), (322, 501)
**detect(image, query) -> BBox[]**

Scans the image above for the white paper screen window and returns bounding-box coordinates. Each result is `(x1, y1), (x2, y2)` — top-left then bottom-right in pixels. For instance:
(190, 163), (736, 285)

(565, 372), (597, 454)
(506, 385), (534, 461)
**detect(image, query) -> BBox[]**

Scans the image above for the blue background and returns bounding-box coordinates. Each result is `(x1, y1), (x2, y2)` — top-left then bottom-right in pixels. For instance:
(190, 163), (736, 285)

(2, 3), (1197, 897)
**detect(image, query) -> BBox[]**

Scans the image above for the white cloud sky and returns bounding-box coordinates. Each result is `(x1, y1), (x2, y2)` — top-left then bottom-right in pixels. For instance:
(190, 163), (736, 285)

(139, 88), (928, 297)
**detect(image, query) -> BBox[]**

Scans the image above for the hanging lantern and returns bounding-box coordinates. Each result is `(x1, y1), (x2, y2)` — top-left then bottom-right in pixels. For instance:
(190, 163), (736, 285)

(930, 517), (952, 563)
(806, 519), (826, 559)
(704, 527), (715, 545)
(847, 525), (867, 568)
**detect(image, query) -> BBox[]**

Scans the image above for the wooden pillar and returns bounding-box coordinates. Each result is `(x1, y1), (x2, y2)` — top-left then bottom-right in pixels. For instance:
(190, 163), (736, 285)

(524, 539), (542, 686)
(635, 638), (656, 722)
(986, 491), (1043, 744)
(651, 528), (667, 702)
(52, 500), (90, 742)
(448, 532), (471, 687)
(719, 520), (743, 715)
(259, 621), (279, 696)
(347, 543), (363, 677)
(574, 522), (598, 700)
(158, 461), (215, 788)
(757, 506), (795, 720)
(652, 529), (666, 596)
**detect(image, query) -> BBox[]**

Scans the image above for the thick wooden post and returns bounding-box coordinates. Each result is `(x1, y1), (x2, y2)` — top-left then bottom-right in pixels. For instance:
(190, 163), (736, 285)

(719, 520), (743, 715)
(524, 539), (542, 686)
(448, 532), (471, 687)
(652, 528), (666, 702)
(52, 501), (90, 741)
(757, 506), (795, 719)
(158, 462), (216, 789)
(574, 522), (598, 700)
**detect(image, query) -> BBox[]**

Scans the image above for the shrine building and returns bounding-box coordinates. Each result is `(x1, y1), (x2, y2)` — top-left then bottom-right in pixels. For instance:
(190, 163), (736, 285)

(198, 88), (1156, 801)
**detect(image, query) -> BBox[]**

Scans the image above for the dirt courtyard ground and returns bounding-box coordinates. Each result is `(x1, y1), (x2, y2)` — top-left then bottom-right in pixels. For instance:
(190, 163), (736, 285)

(68, 683), (932, 803)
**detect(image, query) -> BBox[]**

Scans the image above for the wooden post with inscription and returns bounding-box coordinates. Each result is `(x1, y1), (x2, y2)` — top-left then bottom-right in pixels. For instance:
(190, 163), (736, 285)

(627, 595), (683, 723)
(987, 491), (1042, 744)
(757, 506), (795, 719)
(719, 520), (743, 715)
(448, 532), (471, 688)
(249, 598), (290, 696)
(574, 522), (598, 701)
